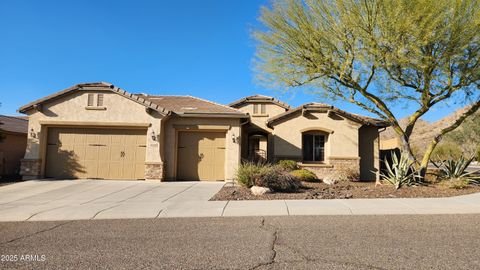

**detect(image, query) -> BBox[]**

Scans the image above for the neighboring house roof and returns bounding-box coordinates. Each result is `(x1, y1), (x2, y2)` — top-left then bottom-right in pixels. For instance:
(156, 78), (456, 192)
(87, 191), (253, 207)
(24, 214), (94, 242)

(266, 103), (390, 128)
(0, 115), (28, 134)
(18, 82), (171, 115)
(229, 95), (291, 110)
(137, 95), (248, 118)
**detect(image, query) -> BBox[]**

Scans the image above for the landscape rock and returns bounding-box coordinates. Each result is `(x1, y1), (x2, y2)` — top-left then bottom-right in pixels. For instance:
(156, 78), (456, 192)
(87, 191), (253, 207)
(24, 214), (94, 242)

(323, 175), (338, 185)
(250, 186), (272, 196)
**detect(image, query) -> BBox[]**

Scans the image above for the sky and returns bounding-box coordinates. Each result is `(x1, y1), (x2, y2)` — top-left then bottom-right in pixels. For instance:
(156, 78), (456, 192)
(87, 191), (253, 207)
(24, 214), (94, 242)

(0, 0), (463, 121)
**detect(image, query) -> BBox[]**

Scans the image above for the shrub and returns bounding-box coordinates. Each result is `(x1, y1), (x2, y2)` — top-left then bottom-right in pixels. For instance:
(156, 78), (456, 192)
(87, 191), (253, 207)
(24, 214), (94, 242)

(290, 169), (318, 182)
(235, 162), (270, 188)
(433, 155), (480, 185)
(380, 151), (418, 189)
(255, 166), (302, 192)
(276, 160), (298, 172)
(431, 142), (463, 161)
(439, 178), (469, 189)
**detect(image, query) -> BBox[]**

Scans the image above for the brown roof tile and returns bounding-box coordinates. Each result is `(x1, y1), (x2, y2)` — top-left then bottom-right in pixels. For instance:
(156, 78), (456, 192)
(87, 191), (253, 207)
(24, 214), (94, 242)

(266, 103), (390, 128)
(229, 95), (291, 109)
(0, 115), (28, 134)
(139, 95), (247, 117)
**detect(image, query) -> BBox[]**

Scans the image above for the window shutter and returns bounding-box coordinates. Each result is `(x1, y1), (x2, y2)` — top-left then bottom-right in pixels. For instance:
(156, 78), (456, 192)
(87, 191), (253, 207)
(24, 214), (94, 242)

(261, 104), (266, 114)
(87, 94), (94, 106)
(97, 94), (104, 106)
(253, 104), (258, 114)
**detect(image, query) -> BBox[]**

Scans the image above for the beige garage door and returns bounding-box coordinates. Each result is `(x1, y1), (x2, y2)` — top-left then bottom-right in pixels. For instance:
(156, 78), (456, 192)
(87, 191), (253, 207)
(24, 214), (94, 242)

(177, 131), (226, 181)
(45, 127), (146, 180)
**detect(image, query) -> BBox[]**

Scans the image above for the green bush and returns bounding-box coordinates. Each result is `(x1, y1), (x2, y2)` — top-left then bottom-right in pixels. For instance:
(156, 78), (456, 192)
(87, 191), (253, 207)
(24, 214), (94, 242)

(431, 142), (463, 161)
(290, 169), (318, 182)
(276, 160), (298, 172)
(255, 166), (302, 192)
(433, 155), (480, 185)
(235, 162), (270, 188)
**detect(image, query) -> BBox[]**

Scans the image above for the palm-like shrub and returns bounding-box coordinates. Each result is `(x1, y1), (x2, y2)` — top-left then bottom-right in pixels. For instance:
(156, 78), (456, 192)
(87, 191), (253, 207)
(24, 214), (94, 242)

(380, 151), (417, 189)
(433, 156), (480, 185)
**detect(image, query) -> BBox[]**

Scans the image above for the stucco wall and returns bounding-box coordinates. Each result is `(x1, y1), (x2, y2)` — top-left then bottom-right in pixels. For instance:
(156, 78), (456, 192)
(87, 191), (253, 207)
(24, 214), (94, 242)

(359, 126), (380, 181)
(0, 132), (27, 176)
(234, 103), (286, 131)
(22, 90), (164, 178)
(271, 111), (362, 161)
(163, 116), (241, 181)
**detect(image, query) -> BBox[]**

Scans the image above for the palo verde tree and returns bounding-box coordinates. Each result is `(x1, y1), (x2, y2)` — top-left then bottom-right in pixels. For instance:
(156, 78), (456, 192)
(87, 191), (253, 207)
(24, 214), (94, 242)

(255, 0), (480, 177)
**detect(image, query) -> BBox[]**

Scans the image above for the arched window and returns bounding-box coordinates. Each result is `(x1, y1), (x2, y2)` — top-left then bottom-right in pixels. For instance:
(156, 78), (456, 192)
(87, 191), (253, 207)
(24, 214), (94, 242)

(302, 131), (326, 162)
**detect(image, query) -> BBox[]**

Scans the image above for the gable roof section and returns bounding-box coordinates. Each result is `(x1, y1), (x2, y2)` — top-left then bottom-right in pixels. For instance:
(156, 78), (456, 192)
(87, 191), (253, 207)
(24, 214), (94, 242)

(138, 95), (247, 118)
(18, 82), (171, 115)
(229, 95), (291, 110)
(266, 103), (390, 128)
(0, 115), (28, 134)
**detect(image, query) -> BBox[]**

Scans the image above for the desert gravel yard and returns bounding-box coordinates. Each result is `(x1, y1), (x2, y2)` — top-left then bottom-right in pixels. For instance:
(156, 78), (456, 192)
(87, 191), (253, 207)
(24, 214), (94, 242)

(210, 181), (480, 201)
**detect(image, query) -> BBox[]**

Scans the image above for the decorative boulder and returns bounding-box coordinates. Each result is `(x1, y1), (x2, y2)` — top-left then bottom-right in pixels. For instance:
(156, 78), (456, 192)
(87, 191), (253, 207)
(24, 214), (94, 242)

(323, 175), (338, 185)
(251, 186), (272, 196)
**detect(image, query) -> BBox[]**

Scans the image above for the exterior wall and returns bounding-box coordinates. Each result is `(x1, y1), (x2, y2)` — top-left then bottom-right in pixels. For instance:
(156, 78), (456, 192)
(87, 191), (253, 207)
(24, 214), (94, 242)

(272, 111), (362, 160)
(163, 116), (241, 181)
(21, 90), (164, 180)
(359, 126), (380, 181)
(0, 132), (27, 177)
(271, 111), (363, 180)
(234, 103), (287, 131)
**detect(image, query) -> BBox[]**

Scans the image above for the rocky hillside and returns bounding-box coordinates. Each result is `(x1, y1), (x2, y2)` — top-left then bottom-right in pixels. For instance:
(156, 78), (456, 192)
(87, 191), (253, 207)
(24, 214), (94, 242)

(381, 107), (476, 154)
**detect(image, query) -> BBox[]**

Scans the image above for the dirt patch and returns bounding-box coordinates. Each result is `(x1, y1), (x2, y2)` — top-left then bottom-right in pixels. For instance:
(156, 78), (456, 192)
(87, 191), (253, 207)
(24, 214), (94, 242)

(210, 181), (480, 201)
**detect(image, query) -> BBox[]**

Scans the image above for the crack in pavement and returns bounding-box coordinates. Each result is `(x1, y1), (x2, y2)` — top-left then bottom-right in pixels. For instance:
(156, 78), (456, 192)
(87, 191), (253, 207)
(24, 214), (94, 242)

(0, 220), (74, 245)
(249, 217), (278, 270)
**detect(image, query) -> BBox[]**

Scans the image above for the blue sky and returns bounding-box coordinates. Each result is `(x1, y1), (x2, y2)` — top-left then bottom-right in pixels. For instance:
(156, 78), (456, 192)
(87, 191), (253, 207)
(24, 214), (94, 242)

(0, 0), (462, 121)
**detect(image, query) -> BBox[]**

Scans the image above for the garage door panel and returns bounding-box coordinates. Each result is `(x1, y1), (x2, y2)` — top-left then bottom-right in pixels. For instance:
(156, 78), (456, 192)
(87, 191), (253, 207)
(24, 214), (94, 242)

(177, 131), (225, 181)
(46, 128), (146, 180)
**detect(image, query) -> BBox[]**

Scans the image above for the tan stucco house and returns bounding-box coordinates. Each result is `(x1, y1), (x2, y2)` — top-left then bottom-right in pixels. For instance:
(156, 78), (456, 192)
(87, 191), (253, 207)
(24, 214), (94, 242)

(19, 82), (388, 182)
(0, 115), (28, 178)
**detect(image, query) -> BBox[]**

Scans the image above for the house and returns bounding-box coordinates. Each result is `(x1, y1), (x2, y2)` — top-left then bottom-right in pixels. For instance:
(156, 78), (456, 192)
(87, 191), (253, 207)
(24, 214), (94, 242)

(0, 115), (28, 178)
(18, 82), (388, 182)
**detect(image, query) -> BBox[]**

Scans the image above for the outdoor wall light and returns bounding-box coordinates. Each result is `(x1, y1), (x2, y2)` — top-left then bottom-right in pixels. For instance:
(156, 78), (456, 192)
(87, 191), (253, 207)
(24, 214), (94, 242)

(30, 128), (36, 138)
(231, 133), (237, 143)
(151, 130), (157, 141)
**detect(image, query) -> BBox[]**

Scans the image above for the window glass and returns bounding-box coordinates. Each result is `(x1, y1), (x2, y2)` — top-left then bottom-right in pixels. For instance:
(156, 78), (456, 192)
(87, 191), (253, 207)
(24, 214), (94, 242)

(302, 133), (325, 162)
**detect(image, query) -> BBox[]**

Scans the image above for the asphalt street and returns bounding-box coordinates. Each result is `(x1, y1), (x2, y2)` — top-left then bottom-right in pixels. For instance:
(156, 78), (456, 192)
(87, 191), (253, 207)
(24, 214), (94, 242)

(1, 215), (480, 269)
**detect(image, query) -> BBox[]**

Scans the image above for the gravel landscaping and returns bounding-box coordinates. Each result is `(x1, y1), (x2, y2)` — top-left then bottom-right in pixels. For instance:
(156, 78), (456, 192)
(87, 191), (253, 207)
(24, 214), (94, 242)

(210, 181), (480, 201)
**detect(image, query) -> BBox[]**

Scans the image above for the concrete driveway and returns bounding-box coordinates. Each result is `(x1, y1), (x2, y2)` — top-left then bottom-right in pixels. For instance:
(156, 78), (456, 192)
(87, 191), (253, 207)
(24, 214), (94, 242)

(0, 180), (226, 221)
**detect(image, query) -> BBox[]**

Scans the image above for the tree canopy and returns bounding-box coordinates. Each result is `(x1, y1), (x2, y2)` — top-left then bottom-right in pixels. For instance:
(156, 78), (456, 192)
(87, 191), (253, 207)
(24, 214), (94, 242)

(255, 0), (480, 175)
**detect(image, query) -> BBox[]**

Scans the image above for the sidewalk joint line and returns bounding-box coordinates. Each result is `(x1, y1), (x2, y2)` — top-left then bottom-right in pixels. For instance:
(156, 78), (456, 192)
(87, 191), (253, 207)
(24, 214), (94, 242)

(284, 200), (290, 216)
(161, 183), (199, 203)
(221, 201), (230, 217)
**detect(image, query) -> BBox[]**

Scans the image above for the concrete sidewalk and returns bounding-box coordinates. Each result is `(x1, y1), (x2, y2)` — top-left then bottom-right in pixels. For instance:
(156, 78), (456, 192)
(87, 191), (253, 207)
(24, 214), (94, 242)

(0, 180), (479, 221)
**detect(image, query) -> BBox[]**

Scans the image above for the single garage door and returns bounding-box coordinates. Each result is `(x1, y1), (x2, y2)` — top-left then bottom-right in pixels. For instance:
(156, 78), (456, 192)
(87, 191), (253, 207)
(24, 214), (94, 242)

(45, 127), (147, 180)
(177, 131), (226, 181)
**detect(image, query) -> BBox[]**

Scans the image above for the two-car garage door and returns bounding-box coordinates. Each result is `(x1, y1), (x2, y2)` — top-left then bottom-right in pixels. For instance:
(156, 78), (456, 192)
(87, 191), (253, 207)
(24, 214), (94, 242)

(45, 127), (147, 180)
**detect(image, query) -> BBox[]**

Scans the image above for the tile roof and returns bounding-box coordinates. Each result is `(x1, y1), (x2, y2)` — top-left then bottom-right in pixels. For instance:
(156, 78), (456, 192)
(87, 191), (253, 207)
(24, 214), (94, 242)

(138, 95), (247, 117)
(18, 82), (170, 115)
(266, 103), (390, 128)
(229, 95), (291, 109)
(0, 115), (28, 134)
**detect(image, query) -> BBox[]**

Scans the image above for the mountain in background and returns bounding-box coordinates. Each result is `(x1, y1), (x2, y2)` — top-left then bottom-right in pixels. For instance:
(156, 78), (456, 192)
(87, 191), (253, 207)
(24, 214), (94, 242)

(381, 107), (479, 158)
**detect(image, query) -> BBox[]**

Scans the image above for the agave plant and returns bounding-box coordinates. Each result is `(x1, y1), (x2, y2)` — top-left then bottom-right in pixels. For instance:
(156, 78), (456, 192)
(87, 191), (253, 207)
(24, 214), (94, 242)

(380, 151), (417, 189)
(432, 156), (480, 185)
